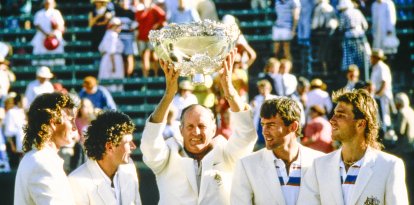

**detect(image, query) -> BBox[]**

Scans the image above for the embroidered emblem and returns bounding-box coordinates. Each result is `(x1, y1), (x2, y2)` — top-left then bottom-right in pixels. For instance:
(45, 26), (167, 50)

(364, 196), (380, 205)
(214, 173), (222, 186)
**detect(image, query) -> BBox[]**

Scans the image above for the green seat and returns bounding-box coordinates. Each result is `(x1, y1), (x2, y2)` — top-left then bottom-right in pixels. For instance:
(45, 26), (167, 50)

(11, 52), (100, 60)
(12, 64), (97, 74)
(112, 90), (165, 98)
(9, 41), (91, 49)
(119, 104), (158, 114)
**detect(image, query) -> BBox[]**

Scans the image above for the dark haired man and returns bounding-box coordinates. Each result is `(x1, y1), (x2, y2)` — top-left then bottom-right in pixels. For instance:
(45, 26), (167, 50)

(68, 110), (141, 204)
(231, 97), (324, 205)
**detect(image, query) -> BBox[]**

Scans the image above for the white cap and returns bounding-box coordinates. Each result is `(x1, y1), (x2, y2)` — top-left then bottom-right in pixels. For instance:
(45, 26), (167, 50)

(109, 17), (122, 27)
(337, 0), (354, 10)
(36, 66), (54, 78)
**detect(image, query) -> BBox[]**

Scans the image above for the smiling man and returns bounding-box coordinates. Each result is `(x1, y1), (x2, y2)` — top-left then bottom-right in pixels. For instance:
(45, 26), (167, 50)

(298, 89), (408, 205)
(230, 97), (324, 205)
(68, 110), (141, 205)
(140, 50), (257, 205)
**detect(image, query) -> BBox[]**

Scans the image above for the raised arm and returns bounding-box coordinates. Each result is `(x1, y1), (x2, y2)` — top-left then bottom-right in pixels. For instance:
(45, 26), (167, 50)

(218, 49), (246, 112)
(150, 60), (179, 123)
(140, 60), (179, 174)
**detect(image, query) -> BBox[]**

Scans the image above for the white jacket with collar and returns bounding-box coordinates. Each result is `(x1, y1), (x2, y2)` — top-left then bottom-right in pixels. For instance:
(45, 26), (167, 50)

(140, 109), (257, 205)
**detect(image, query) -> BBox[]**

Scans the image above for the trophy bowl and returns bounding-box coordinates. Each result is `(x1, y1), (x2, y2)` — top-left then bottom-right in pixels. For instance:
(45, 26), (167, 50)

(149, 20), (240, 84)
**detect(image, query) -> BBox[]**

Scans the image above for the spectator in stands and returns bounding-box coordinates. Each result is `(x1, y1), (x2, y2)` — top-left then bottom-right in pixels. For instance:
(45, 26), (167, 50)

(371, 0), (397, 54)
(115, 0), (138, 77)
(251, 0), (268, 9)
(140, 50), (257, 204)
(192, 75), (216, 111)
(343, 64), (360, 90)
(0, 56), (15, 106)
(31, 0), (65, 66)
(162, 105), (181, 140)
(231, 97), (324, 205)
(168, 0), (200, 23)
(4, 94), (27, 169)
(25, 66), (54, 107)
(172, 79), (198, 120)
(297, 0), (314, 44)
(272, 0), (300, 60)
(305, 78), (333, 122)
(311, 0), (338, 73)
(393, 92), (414, 154)
(88, 0), (115, 52)
(298, 89), (408, 205)
(276, 58), (297, 97)
(69, 111), (142, 204)
(98, 17), (125, 92)
(135, 0), (167, 77)
(14, 93), (77, 204)
(338, 0), (370, 81)
(302, 105), (334, 153)
(75, 98), (97, 143)
(0, 107), (11, 173)
(291, 76), (310, 111)
(250, 79), (278, 144)
(53, 82), (68, 94)
(260, 57), (280, 96)
(222, 15), (257, 70)
(195, 0), (219, 21)
(370, 48), (395, 132)
(79, 76), (117, 110)
(216, 108), (232, 140)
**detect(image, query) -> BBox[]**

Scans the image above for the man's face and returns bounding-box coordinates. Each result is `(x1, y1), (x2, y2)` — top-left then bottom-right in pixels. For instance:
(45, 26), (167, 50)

(180, 106), (216, 155)
(112, 134), (136, 165)
(83, 81), (95, 94)
(261, 114), (292, 150)
(52, 108), (78, 148)
(330, 102), (358, 142)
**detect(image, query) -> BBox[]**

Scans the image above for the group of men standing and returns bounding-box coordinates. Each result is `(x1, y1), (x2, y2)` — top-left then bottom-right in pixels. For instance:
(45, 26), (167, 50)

(13, 49), (408, 204)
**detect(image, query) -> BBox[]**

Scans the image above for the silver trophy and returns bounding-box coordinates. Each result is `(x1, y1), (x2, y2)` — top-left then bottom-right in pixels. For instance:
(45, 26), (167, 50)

(149, 20), (240, 84)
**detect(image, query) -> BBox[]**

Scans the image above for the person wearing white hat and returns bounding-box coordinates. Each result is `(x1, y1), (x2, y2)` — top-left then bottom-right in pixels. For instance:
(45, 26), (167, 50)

(31, 0), (66, 66)
(172, 79), (198, 121)
(98, 17), (125, 92)
(25, 66), (55, 107)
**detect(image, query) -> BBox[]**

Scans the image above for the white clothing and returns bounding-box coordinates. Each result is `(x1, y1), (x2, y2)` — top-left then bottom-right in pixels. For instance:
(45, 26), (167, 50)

(172, 93), (198, 120)
(0, 66), (13, 97)
(275, 73), (297, 96)
(371, 0), (396, 52)
(14, 147), (75, 205)
(230, 146), (324, 205)
(298, 147), (409, 205)
(371, 61), (394, 127)
(25, 79), (54, 107)
(4, 106), (27, 153)
(140, 109), (257, 205)
(305, 88), (333, 121)
(98, 30), (124, 92)
(68, 159), (142, 205)
(31, 8), (65, 66)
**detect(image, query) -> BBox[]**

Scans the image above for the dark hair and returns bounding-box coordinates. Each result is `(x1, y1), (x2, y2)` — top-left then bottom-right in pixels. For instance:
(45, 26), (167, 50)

(23, 92), (76, 152)
(260, 97), (302, 136)
(84, 110), (135, 160)
(13, 93), (24, 105)
(332, 89), (383, 150)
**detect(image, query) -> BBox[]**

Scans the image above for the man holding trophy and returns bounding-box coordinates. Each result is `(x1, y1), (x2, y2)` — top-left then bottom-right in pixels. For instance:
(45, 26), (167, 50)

(141, 20), (257, 205)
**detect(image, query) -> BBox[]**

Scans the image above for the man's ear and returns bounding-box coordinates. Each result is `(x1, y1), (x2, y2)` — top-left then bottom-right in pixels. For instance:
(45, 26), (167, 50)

(105, 142), (114, 153)
(356, 119), (367, 130)
(289, 121), (299, 133)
